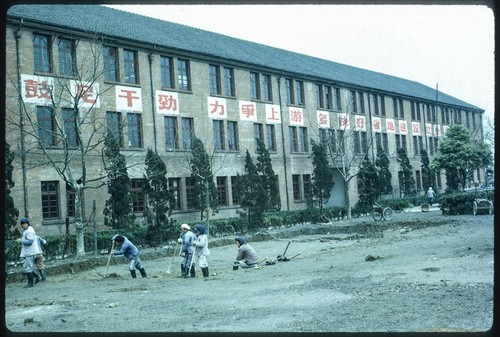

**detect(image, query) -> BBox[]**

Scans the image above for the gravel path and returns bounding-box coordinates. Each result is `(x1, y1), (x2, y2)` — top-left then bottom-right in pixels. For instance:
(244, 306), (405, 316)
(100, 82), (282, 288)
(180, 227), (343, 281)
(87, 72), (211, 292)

(4, 211), (494, 333)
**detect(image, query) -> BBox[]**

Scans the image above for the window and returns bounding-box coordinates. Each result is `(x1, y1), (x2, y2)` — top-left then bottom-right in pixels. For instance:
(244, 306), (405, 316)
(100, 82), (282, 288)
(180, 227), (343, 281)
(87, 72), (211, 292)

(250, 72), (272, 101)
(375, 133), (389, 154)
(37, 106), (55, 146)
(373, 94), (386, 117)
(353, 131), (367, 154)
(58, 38), (75, 76)
(66, 184), (75, 218)
(161, 56), (174, 89)
(213, 120), (225, 150)
(217, 177), (228, 206)
(316, 84), (324, 109)
(286, 78), (305, 105)
(209, 65), (221, 95)
(41, 181), (60, 220)
(165, 116), (178, 151)
(185, 177), (196, 209)
(303, 174), (312, 201)
(289, 126), (298, 152)
(123, 49), (138, 84)
(33, 34), (51, 73)
(231, 176), (240, 205)
(223, 67), (235, 97)
(178, 59), (190, 91)
(298, 127), (308, 152)
(62, 108), (78, 147)
(266, 124), (276, 152)
(227, 121), (239, 151)
(428, 137), (435, 156)
(169, 178), (181, 210)
(411, 101), (421, 121)
(127, 113), (142, 148)
(106, 111), (123, 147)
(415, 170), (422, 191)
(333, 87), (342, 110)
(292, 174), (301, 201)
(393, 98), (404, 118)
(413, 136), (423, 155)
(131, 179), (145, 213)
(261, 74), (272, 101)
(250, 72), (259, 100)
(181, 117), (194, 150)
(103, 46), (118, 82)
(324, 86), (333, 110)
(337, 130), (345, 154)
(319, 128), (334, 153)
(395, 134), (407, 153)
(253, 123), (264, 150)
(351, 91), (365, 113)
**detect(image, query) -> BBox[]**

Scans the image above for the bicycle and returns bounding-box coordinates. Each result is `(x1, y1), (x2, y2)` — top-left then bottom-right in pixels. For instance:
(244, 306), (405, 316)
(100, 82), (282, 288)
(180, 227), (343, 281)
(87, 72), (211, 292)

(372, 203), (393, 221)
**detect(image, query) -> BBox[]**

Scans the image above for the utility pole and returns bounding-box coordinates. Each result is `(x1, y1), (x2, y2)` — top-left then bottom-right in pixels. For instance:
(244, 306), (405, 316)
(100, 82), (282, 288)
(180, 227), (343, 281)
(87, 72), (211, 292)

(277, 74), (290, 211)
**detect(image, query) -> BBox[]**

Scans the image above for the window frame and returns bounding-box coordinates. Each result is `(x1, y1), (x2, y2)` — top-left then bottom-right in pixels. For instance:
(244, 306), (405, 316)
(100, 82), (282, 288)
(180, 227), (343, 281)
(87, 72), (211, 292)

(103, 45), (119, 82)
(127, 113), (143, 148)
(58, 37), (76, 76)
(33, 33), (52, 73)
(123, 48), (139, 84)
(41, 180), (60, 220)
(160, 55), (174, 89)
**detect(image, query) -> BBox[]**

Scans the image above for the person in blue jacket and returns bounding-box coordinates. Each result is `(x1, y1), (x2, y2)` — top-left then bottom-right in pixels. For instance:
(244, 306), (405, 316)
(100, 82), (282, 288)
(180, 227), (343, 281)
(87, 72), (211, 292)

(177, 223), (196, 278)
(111, 234), (147, 278)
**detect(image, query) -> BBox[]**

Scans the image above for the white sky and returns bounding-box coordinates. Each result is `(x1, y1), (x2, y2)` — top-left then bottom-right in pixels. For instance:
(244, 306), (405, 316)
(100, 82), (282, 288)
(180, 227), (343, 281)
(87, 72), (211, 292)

(107, 4), (494, 123)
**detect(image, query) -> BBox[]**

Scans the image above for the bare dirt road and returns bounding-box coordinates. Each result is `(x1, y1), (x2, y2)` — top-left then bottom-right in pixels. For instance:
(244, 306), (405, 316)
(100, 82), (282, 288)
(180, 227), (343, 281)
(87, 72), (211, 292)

(4, 210), (494, 333)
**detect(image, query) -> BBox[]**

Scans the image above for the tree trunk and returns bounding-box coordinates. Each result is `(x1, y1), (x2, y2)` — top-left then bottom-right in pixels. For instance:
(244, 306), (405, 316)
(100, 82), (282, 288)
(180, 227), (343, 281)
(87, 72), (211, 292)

(74, 186), (85, 256)
(345, 179), (352, 219)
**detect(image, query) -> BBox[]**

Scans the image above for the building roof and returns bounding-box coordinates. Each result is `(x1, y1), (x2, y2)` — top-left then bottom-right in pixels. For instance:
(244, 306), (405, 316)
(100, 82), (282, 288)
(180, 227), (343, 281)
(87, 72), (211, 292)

(7, 4), (482, 111)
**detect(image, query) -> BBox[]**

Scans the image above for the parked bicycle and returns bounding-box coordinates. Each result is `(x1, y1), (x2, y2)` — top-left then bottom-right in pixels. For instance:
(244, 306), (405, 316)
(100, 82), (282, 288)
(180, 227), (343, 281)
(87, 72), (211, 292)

(372, 203), (393, 221)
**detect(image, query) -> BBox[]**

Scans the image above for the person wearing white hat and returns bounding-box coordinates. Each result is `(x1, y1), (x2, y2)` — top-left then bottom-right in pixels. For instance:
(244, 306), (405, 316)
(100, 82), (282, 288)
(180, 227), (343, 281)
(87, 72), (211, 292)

(177, 224), (196, 278)
(426, 187), (436, 206)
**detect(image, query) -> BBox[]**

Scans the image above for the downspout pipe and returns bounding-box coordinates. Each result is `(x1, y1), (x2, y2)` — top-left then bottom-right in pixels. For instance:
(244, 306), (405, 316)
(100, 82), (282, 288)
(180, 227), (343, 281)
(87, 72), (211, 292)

(277, 73), (290, 211)
(14, 20), (29, 216)
(148, 52), (157, 153)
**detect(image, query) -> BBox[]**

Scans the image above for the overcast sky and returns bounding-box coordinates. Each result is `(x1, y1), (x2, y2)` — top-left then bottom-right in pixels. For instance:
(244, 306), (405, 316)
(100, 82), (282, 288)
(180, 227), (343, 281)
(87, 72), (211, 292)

(106, 4), (494, 123)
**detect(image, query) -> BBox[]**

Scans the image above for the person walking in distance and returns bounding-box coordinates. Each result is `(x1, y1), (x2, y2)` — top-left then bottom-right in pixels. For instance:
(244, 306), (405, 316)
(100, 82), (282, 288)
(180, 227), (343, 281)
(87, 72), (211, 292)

(17, 217), (42, 288)
(193, 224), (210, 278)
(177, 223), (196, 278)
(427, 187), (436, 206)
(111, 234), (147, 278)
(34, 235), (47, 282)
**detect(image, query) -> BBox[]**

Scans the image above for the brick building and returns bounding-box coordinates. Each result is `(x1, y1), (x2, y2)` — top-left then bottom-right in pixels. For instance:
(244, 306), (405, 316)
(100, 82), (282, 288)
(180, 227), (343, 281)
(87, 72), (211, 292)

(5, 5), (486, 236)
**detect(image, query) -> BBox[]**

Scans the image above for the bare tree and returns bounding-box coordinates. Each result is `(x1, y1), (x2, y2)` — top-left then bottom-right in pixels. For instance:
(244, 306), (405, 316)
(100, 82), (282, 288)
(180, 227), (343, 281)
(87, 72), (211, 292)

(6, 34), (123, 256)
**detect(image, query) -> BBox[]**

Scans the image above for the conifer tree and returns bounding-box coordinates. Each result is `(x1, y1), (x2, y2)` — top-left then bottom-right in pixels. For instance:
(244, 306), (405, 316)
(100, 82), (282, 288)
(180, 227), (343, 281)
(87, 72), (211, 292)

(103, 131), (135, 228)
(237, 150), (267, 226)
(256, 138), (281, 211)
(397, 147), (416, 197)
(189, 137), (218, 220)
(143, 149), (173, 244)
(4, 142), (20, 239)
(375, 147), (393, 196)
(310, 140), (334, 212)
(357, 155), (380, 212)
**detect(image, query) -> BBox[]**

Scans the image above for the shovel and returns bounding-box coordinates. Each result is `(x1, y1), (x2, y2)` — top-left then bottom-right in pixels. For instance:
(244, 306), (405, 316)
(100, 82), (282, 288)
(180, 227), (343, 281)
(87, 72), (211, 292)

(166, 243), (179, 274)
(97, 241), (115, 278)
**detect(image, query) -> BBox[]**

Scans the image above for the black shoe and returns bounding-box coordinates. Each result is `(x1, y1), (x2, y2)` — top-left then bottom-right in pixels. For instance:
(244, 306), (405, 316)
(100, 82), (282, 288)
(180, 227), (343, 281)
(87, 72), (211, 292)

(130, 270), (137, 278)
(139, 268), (147, 278)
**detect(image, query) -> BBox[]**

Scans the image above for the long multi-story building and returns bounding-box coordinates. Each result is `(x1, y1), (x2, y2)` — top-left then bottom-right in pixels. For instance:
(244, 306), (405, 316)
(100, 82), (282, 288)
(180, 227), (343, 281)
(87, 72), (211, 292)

(5, 4), (486, 236)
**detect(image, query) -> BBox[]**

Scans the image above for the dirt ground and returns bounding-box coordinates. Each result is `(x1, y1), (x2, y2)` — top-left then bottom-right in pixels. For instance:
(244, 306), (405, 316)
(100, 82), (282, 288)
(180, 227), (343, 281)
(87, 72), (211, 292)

(4, 209), (494, 333)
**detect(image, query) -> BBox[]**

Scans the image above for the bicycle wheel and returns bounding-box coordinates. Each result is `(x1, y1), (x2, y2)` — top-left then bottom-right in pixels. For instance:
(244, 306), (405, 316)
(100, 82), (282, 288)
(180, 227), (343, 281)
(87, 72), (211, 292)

(383, 207), (393, 221)
(372, 209), (383, 221)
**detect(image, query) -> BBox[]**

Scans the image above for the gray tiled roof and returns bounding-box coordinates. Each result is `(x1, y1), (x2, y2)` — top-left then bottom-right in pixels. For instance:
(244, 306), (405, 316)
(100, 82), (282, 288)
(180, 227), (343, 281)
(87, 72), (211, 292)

(7, 4), (482, 111)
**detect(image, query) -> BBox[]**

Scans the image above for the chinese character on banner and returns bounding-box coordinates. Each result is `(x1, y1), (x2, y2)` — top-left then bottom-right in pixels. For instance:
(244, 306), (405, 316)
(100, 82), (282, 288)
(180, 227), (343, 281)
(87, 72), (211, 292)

(239, 100), (257, 121)
(316, 111), (330, 128)
(156, 90), (179, 115)
(21, 74), (54, 104)
(207, 96), (227, 119)
(434, 125), (441, 138)
(338, 113), (350, 129)
(70, 80), (100, 109)
(372, 117), (381, 133)
(265, 104), (281, 124)
(354, 115), (366, 131)
(411, 122), (421, 135)
(399, 120), (408, 134)
(425, 123), (433, 136)
(289, 107), (304, 126)
(386, 118), (396, 133)
(115, 85), (142, 111)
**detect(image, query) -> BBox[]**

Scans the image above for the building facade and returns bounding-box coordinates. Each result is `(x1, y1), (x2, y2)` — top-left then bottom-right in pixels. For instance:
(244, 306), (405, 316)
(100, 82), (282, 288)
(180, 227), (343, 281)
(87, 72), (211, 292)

(5, 5), (486, 236)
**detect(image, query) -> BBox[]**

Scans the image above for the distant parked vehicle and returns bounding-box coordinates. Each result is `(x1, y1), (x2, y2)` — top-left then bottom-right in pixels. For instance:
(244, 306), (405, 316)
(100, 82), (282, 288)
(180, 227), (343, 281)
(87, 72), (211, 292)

(464, 179), (494, 193)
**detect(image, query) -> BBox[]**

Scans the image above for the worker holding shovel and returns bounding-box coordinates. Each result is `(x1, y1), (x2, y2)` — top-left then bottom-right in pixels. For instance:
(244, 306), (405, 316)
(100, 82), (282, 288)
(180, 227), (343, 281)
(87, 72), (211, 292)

(177, 224), (196, 278)
(111, 234), (147, 278)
